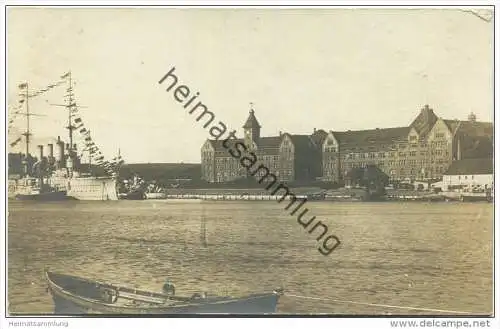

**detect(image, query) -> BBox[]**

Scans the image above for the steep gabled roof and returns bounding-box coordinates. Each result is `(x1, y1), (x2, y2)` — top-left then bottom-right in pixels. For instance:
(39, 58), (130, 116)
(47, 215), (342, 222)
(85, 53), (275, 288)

(332, 127), (410, 146)
(311, 129), (328, 146)
(443, 119), (493, 137)
(443, 119), (493, 159)
(443, 119), (461, 134)
(410, 105), (439, 137)
(207, 136), (282, 152)
(444, 158), (493, 175)
(460, 135), (493, 159)
(289, 134), (317, 153)
(457, 121), (493, 137)
(206, 133), (321, 154)
(258, 136), (282, 150)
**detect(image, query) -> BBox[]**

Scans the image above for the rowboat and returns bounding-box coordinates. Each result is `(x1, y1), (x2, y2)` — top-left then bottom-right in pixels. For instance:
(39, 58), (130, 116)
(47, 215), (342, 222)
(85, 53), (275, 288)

(45, 271), (283, 314)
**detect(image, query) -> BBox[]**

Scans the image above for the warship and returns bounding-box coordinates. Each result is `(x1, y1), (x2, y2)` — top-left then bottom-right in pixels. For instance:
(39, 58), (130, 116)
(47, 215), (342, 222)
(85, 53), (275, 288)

(8, 72), (122, 201)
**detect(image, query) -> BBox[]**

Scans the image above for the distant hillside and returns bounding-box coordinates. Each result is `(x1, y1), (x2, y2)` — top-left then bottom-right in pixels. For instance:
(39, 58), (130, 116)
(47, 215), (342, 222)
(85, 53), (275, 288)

(7, 154), (202, 182)
(119, 163), (201, 182)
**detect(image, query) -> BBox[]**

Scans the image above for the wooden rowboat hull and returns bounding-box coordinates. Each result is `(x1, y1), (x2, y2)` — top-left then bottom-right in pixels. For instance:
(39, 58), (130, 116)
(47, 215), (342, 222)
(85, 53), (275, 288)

(45, 271), (281, 315)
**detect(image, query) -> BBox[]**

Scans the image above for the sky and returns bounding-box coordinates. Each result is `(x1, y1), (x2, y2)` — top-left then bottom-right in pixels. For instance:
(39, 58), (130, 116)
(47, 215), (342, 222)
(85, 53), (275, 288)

(6, 8), (494, 163)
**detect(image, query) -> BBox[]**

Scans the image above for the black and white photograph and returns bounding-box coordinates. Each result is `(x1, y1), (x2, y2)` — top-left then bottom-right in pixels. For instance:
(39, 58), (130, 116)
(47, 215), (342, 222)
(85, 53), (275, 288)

(1, 2), (497, 328)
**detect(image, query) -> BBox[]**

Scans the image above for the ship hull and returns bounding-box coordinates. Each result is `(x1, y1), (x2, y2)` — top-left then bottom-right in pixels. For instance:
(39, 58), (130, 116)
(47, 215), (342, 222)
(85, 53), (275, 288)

(50, 176), (118, 201)
(15, 190), (68, 201)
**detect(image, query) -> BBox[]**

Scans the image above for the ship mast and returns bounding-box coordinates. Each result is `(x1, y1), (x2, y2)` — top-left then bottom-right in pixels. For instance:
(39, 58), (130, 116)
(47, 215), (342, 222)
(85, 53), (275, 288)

(88, 129), (92, 170)
(50, 71), (83, 162)
(22, 83), (30, 159)
(18, 82), (33, 176)
(17, 82), (46, 176)
(66, 71), (75, 156)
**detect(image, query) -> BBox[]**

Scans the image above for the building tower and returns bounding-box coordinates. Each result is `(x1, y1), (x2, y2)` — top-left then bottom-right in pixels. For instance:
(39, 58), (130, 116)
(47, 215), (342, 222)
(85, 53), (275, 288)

(243, 104), (261, 147)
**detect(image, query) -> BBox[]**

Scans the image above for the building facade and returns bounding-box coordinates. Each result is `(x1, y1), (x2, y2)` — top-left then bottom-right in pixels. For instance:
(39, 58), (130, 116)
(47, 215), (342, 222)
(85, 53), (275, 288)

(321, 105), (493, 183)
(201, 105), (493, 184)
(201, 110), (326, 183)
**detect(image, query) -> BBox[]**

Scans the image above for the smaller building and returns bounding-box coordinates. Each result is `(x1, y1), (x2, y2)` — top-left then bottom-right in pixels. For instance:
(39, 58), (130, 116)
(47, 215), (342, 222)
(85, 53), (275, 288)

(201, 109), (326, 183)
(441, 158), (493, 192)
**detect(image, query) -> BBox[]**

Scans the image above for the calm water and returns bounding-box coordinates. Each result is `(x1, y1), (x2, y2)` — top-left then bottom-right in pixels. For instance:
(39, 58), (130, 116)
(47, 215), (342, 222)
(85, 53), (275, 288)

(7, 200), (493, 315)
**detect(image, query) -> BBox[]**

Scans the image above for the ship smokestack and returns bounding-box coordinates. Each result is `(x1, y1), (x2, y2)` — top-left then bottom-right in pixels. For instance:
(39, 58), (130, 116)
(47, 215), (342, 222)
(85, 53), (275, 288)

(56, 141), (65, 168)
(47, 143), (55, 167)
(47, 144), (54, 158)
(37, 145), (44, 161)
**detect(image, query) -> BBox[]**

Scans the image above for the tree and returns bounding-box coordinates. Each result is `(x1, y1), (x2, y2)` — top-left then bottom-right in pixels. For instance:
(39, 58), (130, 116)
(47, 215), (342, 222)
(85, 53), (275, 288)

(347, 165), (389, 189)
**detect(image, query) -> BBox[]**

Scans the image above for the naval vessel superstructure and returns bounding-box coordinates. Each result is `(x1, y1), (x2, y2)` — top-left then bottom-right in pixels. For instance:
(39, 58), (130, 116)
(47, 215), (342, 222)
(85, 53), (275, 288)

(8, 72), (122, 201)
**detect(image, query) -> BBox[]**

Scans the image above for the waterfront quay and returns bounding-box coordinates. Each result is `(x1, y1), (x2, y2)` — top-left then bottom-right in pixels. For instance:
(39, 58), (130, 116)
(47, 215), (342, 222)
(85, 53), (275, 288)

(156, 187), (491, 203)
(163, 187), (316, 201)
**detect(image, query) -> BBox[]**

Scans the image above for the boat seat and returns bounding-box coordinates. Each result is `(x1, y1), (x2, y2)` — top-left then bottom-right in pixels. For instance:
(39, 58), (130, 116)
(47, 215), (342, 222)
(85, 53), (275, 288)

(191, 292), (207, 300)
(100, 287), (119, 304)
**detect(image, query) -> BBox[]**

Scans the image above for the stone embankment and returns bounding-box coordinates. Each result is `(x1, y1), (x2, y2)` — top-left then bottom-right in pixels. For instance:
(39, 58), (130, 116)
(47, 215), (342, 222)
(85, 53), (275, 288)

(160, 187), (491, 202)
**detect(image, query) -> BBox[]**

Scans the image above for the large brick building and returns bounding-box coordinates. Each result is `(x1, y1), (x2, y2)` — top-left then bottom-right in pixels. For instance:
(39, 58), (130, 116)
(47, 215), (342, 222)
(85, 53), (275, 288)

(201, 105), (493, 184)
(321, 105), (493, 183)
(201, 110), (326, 183)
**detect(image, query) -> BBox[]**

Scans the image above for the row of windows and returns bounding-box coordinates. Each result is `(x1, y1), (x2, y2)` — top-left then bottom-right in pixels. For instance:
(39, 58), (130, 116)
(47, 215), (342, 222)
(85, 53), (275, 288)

(214, 161), (292, 170)
(340, 148), (455, 160)
(207, 138), (451, 158)
(430, 141), (448, 148)
(254, 170), (293, 177)
(343, 150), (450, 160)
(457, 175), (475, 180)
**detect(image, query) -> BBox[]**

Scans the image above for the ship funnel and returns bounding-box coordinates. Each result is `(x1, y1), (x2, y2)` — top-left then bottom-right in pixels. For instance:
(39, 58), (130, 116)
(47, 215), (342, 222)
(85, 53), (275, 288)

(47, 144), (54, 158)
(56, 140), (65, 167)
(37, 145), (44, 161)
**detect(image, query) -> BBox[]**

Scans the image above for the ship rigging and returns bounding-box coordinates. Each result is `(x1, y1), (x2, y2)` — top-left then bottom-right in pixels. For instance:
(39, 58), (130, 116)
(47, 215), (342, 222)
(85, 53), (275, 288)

(8, 72), (123, 200)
